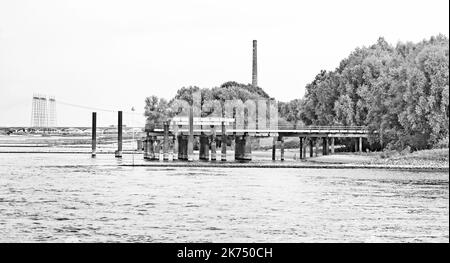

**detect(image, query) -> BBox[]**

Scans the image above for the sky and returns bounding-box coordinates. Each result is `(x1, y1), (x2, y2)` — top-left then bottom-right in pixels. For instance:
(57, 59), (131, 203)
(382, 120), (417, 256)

(0, 0), (449, 127)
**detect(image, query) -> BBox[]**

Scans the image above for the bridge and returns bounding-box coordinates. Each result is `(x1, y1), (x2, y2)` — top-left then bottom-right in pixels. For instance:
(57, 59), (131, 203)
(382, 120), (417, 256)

(137, 115), (372, 162)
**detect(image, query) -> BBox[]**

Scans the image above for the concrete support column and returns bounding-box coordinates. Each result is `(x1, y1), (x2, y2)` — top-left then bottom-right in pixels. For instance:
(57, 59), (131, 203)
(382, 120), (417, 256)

(231, 138), (235, 152)
(315, 138), (320, 157)
(210, 125), (216, 161)
(272, 137), (277, 161)
(115, 111), (123, 158)
(179, 135), (184, 160)
(178, 135), (188, 161)
(359, 137), (363, 153)
(144, 138), (150, 159)
(244, 134), (252, 161)
(354, 138), (358, 152)
(199, 133), (210, 161)
(143, 137), (148, 159)
(322, 137), (328, 156)
(331, 137), (335, 154)
(173, 125), (179, 160)
(187, 107), (194, 162)
(137, 140), (143, 153)
(221, 122), (227, 161)
(177, 134), (183, 160)
(163, 121), (169, 161)
(151, 137), (158, 160)
(91, 112), (97, 157)
(299, 137), (303, 160)
(145, 136), (157, 160)
(280, 136), (285, 161)
(309, 138), (314, 157)
(155, 140), (161, 160)
(302, 138), (307, 159)
(235, 136), (243, 160)
(235, 134), (252, 161)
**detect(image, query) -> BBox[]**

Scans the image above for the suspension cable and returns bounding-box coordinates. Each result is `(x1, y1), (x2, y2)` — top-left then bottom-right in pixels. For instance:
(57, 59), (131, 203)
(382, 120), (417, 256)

(56, 100), (144, 115)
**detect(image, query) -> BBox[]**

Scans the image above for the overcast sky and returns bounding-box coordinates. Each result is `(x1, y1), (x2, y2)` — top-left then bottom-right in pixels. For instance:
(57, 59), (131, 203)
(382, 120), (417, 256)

(0, 0), (448, 127)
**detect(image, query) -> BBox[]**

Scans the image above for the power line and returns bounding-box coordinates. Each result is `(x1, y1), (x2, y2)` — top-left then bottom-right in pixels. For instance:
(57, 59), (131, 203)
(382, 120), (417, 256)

(56, 100), (144, 115)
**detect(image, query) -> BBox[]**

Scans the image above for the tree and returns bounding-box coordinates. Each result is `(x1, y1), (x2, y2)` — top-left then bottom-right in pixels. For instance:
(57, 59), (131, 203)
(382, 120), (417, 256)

(144, 96), (170, 130)
(298, 35), (449, 150)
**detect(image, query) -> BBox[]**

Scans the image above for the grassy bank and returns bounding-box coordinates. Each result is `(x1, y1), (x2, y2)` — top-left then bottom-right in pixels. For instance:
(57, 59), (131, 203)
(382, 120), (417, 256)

(364, 148), (449, 168)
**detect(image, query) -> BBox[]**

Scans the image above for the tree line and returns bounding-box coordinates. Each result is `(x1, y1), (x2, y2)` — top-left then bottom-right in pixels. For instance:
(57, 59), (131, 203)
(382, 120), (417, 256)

(298, 35), (449, 150)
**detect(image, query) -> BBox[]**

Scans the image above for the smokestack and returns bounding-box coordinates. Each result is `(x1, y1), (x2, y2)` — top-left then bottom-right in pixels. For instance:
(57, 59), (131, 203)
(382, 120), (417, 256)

(252, 40), (257, 88)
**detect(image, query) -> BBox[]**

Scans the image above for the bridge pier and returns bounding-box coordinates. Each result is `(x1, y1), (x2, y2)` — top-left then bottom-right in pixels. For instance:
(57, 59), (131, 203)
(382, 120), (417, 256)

(163, 121), (169, 161)
(280, 136), (285, 161)
(137, 140), (143, 153)
(143, 137), (148, 159)
(210, 125), (216, 161)
(151, 137), (158, 160)
(272, 137), (276, 161)
(187, 107), (194, 162)
(322, 137), (328, 156)
(299, 137), (303, 160)
(173, 125), (179, 160)
(199, 133), (210, 161)
(178, 135), (188, 160)
(315, 138), (320, 157)
(231, 138), (236, 154)
(177, 134), (182, 160)
(359, 137), (363, 153)
(235, 134), (252, 161)
(155, 140), (161, 160)
(331, 137), (335, 154)
(302, 138), (307, 159)
(221, 122), (227, 161)
(144, 136), (158, 160)
(309, 138), (314, 157)
(152, 138), (158, 160)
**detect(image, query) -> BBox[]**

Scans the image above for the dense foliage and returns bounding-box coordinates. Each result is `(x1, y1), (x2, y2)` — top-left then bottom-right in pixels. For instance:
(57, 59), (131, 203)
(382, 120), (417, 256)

(299, 35), (449, 150)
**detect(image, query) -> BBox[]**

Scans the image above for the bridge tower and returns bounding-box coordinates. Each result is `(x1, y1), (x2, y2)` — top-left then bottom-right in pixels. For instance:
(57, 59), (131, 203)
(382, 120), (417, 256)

(48, 96), (57, 127)
(31, 94), (57, 128)
(31, 94), (48, 128)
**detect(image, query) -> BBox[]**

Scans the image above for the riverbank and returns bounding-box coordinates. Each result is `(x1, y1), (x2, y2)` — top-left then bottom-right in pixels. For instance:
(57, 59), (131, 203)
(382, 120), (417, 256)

(120, 161), (448, 172)
(118, 149), (449, 172)
(362, 148), (449, 168)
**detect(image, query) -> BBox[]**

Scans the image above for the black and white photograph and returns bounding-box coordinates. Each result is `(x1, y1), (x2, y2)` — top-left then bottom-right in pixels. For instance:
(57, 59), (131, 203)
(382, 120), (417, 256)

(0, 0), (448, 248)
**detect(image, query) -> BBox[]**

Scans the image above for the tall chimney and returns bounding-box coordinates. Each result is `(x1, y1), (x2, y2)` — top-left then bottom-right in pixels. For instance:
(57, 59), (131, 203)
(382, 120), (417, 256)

(252, 40), (257, 87)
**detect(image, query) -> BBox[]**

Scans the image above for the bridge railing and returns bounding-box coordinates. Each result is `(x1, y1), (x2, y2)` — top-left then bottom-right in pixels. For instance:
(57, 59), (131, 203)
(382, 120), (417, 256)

(148, 122), (370, 134)
(275, 125), (369, 131)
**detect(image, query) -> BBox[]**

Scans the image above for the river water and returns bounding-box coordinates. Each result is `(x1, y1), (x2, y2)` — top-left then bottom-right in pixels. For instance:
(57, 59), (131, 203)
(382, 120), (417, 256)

(0, 153), (448, 242)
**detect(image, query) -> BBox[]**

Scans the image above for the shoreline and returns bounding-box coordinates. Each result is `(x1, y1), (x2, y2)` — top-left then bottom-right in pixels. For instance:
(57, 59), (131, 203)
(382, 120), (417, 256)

(1, 149), (448, 172)
(118, 161), (449, 172)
